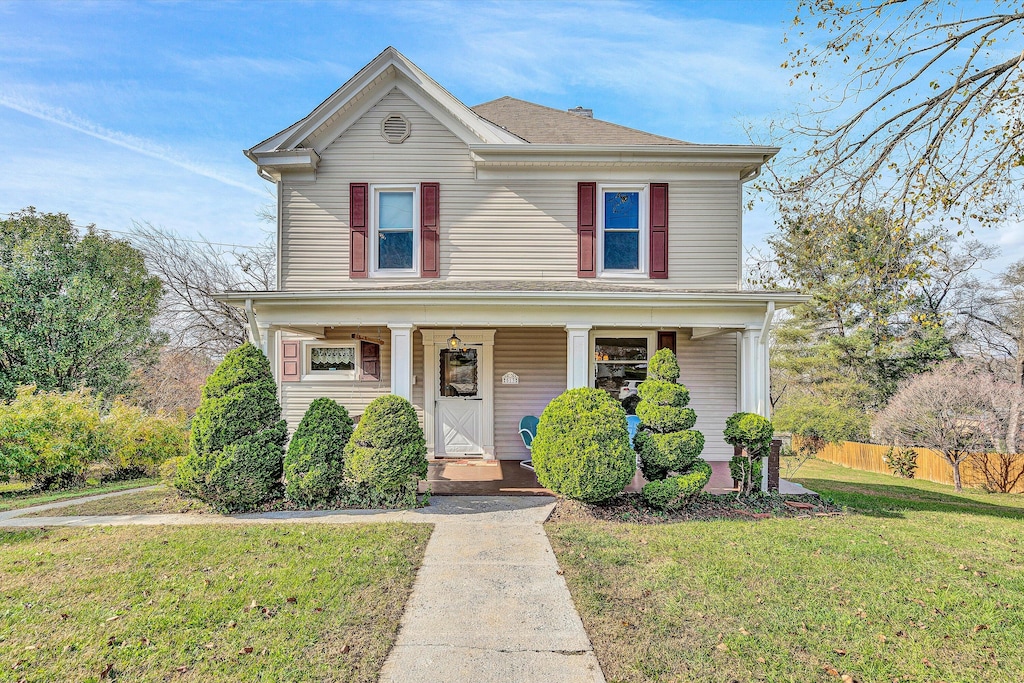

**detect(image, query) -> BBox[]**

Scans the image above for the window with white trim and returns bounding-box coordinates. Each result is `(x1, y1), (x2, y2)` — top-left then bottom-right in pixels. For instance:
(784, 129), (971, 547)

(371, 185), (419, 276)
(598, 185), (647, 276)
(592, 332), (655, 405)
(305, 342), (357, 380)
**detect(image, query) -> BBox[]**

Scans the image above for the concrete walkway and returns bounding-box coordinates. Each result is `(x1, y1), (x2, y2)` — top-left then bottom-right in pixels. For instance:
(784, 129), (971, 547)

(2, 494), (606, 682)
(0, 485), (162, 523)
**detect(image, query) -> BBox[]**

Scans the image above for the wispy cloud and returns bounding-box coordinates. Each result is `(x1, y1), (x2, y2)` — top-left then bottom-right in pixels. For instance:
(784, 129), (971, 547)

(0, 92), (263, 196)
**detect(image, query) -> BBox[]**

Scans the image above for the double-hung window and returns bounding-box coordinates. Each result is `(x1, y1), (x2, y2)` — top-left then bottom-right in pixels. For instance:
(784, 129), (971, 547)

(599, 185), (647, 276)
(372, 185), (418, 275)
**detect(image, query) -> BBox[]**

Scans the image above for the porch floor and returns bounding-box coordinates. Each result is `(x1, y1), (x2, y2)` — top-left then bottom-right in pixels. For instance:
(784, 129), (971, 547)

(423, 460), (816, 497)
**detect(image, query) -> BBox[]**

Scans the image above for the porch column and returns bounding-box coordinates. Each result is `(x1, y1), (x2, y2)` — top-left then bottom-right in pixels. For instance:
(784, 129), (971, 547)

(388, 324), (415, 400)
(740, 328), (766, 416)
(565, 324), (592, 389)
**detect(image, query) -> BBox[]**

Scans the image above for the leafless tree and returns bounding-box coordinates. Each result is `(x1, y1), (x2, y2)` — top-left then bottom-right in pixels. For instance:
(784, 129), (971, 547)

(959, 259), (1024, 384)
(874, 362), (1005, 491)
(128, 222), (275, 357)
(761, 1), (1024, 228)
(130, 348), (217, 415)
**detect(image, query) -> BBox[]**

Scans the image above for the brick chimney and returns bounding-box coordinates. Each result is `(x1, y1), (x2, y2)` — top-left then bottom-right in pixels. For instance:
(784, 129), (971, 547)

(567, 106), (593, 119)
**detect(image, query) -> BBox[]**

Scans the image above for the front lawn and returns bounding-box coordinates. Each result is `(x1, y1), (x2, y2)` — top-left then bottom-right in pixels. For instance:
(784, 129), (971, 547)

(0, 478), (160, 513)
(547, 459), (1024, 682)
(21, 486), (212, 517)
(0, 523), (431, 682)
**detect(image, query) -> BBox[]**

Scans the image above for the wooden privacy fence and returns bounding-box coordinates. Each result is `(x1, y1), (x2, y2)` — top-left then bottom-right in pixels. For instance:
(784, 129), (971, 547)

(795, 438), (1024, 493)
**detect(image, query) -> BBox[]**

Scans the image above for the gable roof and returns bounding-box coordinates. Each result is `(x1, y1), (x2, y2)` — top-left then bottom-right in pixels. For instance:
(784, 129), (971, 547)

(471, 96), (689, 145)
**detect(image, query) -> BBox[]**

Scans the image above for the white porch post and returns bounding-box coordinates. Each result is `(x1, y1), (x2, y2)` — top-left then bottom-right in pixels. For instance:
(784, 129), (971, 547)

(388, 324), (415, 400)
(739, 329), (762, 414)
(565, 325), (592, 389)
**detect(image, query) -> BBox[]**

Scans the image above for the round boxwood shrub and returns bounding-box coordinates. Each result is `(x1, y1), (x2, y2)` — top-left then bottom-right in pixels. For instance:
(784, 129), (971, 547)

(175, 343), (286, 512)
(532, 387), (634, 504)
(723, 412), (774, 495)
(634, 348), (711, 510)
(343, 394), (426, 507)
(285, 397), (353, 506)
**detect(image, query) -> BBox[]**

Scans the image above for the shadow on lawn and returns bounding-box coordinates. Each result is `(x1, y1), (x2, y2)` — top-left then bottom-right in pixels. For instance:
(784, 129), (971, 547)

(795, 477), (1024, 520)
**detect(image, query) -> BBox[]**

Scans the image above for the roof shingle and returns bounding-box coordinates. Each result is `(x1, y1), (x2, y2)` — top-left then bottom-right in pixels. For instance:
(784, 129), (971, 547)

(471, 96), (689, 145)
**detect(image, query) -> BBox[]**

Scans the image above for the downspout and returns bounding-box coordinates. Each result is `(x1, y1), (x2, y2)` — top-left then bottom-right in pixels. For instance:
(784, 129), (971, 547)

(245, 298), (261, 348)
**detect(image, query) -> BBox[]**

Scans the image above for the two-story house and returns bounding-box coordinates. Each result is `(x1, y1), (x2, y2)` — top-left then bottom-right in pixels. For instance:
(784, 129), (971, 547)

(220, 47), (801, 465)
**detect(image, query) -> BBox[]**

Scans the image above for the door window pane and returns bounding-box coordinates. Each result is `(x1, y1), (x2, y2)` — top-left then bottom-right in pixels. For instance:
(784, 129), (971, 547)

(594, 337), (648, 402)
(440, 348), (478, 397)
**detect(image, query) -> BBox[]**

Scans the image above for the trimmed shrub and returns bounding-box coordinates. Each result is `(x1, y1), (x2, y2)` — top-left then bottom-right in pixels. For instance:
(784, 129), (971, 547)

(723, 412), (774, 495)
(100, 400), (188, 478)
(176, 343), (286, 512)
(0, 386), (105, 489)
(285, 398), (353, 506)
(532, 387), (635, 504)
(635, 349), (710, 510)
(343, 395), (426, 507)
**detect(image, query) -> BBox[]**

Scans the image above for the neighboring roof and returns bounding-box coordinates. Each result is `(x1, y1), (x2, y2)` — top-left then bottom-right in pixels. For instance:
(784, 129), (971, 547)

(472, 97), (689, 145)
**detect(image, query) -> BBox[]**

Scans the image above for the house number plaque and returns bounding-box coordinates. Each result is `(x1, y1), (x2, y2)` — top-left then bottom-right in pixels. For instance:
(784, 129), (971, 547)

(501, 372), (519, 385)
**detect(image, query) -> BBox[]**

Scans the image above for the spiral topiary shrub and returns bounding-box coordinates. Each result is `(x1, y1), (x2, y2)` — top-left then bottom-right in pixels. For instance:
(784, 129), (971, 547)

(175, 342), (286, 512)
(343, 394), (427, 507)
(532, 387), (635, 504)
(634, 348), (710, 510)
(723, 412), (774, 495)
(285, 397), (353, 506)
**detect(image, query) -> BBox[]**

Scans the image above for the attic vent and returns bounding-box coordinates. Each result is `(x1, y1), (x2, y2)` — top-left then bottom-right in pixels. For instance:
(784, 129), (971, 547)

(381, 113), (411, 143)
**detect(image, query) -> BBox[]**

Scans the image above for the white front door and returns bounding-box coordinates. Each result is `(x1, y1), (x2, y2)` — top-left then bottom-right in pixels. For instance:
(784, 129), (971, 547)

(435, 347), (484, 456)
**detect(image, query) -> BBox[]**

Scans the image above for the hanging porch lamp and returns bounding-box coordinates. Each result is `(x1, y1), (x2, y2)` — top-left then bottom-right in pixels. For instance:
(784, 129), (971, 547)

(447, 329), (462, 350)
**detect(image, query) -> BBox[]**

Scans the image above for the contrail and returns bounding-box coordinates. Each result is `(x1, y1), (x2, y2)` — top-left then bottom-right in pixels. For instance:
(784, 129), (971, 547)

(0, 93), (264, 196)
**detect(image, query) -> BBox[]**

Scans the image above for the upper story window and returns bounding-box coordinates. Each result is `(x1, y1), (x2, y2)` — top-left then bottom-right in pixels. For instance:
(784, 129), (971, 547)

(371, 185), (419, 276)
(598, 185), (647, 276)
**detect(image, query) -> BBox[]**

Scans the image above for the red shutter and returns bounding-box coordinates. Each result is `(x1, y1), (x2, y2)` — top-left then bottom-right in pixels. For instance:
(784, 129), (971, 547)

(281, 340), (301, 382)
(577, 182), (597, 277)
(420, 182), (439, 277)
(360, 341), (380, 380)
(657, 331), (677, 355)
(349, 183), (368, 278)
(650, 183), (668, 279)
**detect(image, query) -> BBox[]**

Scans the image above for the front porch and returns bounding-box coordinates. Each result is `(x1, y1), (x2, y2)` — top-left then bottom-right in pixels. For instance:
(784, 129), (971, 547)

(421, 460), (816, 497)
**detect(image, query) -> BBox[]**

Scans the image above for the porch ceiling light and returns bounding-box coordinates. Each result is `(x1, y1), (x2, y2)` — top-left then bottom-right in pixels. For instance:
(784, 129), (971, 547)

(447, 329), (462, 350)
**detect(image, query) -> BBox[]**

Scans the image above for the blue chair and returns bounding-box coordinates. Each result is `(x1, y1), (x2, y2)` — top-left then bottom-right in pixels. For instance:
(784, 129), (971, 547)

(519, 415), (539, 470)
(626, 415), (642, 447)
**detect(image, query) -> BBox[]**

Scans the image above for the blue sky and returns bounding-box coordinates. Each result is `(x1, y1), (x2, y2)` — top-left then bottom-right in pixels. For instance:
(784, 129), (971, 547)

(1, 0), (1019, 271)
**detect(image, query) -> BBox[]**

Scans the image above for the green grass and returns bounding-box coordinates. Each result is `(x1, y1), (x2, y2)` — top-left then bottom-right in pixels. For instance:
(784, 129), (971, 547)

(20, 486), (212, 517)
(0, 523), (431, 682)
(546, 459), (1024, 683)
(0, 478), (160, 512)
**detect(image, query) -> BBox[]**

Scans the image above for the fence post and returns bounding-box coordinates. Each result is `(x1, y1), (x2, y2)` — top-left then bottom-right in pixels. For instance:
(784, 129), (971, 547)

(768, 439), (781, 492)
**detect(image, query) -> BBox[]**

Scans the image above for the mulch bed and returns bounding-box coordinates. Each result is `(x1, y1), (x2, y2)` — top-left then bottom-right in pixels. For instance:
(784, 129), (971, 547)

(547, 492), (844, 524)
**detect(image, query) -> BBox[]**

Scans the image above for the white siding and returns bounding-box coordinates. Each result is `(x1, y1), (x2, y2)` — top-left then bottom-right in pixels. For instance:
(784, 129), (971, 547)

(279, 87), (742, 290)
(493, 328), (568, 460)
(677, 333), (739, 461)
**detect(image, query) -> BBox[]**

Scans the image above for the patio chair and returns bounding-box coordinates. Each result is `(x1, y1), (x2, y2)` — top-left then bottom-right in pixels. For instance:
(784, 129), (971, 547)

(626, 414), (641, 447)
(519, 415), (539, 471)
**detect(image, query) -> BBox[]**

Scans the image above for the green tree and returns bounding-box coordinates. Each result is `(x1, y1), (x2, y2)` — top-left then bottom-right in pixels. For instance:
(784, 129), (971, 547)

(0, 208), (163, 400)
(764, 209), (953, 412)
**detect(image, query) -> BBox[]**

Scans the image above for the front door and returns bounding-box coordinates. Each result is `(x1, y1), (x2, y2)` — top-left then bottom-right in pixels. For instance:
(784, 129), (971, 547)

(435, 348), (484, 456)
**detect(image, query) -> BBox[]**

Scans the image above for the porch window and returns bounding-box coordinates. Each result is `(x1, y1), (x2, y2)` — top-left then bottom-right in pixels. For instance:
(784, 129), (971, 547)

(372, 186), (418, 274)
(594, 336), (649, 401)
(307, 343), (357, 379)
(599, 186), (647, 275)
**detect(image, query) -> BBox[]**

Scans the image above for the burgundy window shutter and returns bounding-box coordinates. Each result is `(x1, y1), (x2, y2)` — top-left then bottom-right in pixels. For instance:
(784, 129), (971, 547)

(657, 331), (677, 355)
(420, 182), (440, 277)
(349, 183), (368, 278)
(649, 183), (669, 279)
(360, 341), (380, 380)
(577, 182), (597, 277)
(281, 340), (301, 382)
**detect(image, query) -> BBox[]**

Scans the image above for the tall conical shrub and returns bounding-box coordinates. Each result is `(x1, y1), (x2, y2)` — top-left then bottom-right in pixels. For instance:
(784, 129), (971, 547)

(633, 348), (711, 510)
(176, 342), (286, 511)
(285, 397), (353, 505)
(343, 394), (427, 507)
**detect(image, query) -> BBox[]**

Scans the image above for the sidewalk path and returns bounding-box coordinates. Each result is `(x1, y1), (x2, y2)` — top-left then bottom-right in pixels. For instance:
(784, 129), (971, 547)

(0, 485), (162, 523)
